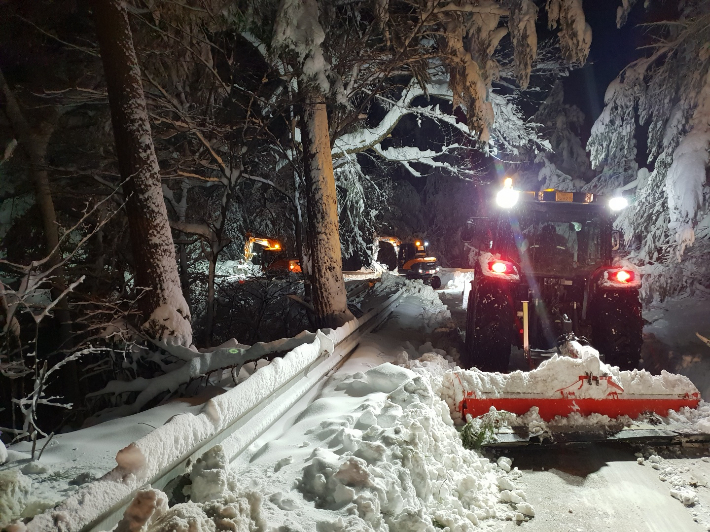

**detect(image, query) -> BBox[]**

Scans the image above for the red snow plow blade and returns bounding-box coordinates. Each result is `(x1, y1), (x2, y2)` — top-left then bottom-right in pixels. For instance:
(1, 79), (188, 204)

(459, 392), (700, 421)
(458, 375), (701, 422)
(448, 366), (708, 446)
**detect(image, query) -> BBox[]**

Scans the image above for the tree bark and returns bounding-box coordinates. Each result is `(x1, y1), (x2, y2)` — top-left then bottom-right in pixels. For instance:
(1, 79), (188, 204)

(301, 96), (353, 328)
(91, 0), (192, 346)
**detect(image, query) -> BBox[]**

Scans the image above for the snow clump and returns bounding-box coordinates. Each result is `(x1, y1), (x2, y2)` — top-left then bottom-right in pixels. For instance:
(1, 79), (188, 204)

(374, 273), (453, 332)
(665, 401), (710, 435)
(297, 363), (531, 529)
(0, 470), (32, 527)
(103, 361), (530, 532)
(113, 449), (267, 532)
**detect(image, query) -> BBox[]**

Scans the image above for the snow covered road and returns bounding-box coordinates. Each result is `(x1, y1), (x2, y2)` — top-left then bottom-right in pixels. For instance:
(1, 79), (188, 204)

(498, 445), (710, 532)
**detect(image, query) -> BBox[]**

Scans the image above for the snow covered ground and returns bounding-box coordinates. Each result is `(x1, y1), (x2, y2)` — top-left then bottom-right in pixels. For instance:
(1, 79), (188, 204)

(642, 290), (710, 400)
(4, 274), (710, 531)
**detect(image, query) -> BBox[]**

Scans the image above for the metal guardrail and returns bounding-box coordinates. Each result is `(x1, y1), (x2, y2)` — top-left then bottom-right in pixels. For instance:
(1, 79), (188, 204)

(27, 290), (403, 532)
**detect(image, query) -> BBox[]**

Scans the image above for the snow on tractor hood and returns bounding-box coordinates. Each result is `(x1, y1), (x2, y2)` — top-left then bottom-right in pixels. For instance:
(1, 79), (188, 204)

(596, 257), (642, 289)
(478, 252), (521, 282)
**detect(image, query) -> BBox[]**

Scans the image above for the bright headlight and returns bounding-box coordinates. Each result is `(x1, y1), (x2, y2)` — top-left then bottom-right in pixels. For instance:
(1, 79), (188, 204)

(609, 196), (628, 211)
(496, 188), (519, 208)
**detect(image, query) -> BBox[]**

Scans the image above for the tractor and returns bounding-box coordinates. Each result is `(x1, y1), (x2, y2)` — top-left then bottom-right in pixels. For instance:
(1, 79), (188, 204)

(462, 181), (642, 372)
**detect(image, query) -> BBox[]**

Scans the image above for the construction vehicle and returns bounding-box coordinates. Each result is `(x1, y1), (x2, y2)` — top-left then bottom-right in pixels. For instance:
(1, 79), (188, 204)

(462, 179), (642, 372)
(243, 234), (301, 273)
(454, 181), (708, 445)
(398, 239), (442, 289)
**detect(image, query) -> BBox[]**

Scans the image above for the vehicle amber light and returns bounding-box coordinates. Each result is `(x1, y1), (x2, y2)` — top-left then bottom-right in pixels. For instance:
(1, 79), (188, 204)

(415, 241), (421, 246)
(289, 262), (295, 270)
(615, 270), (633, 283)
(274, 243), (280, 249)
(490, 261), (509, 274)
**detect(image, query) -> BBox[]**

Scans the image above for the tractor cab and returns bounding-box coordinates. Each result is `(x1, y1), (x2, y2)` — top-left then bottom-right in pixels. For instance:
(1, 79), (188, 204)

(463, 181), (641, 372)
(398, 239), (442, 289)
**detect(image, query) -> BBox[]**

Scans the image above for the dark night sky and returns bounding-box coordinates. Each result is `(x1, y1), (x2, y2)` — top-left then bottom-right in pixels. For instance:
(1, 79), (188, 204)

(562, 0), (680, 140)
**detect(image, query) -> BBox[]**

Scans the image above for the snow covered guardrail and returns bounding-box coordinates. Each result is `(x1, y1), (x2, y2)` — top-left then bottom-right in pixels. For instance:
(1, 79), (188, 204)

(26, 291), (403, 532)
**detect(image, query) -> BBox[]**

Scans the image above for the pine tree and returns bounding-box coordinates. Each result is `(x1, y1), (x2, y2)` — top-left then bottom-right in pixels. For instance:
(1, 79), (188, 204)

(588, 0), (710, 299)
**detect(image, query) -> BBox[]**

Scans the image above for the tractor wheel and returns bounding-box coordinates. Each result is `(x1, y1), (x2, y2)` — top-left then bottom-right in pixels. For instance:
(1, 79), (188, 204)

(591, 290), (643, 370)
(430, 276), (442, 289)
(461, 281), (513, 372)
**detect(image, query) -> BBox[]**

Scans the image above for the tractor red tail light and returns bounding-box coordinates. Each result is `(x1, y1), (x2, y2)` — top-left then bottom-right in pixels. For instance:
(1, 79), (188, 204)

(601, 268), (637, 287)
(488, 260), (515, 275)
(615, 270), (632, 283)
(614, 270), (634, 283)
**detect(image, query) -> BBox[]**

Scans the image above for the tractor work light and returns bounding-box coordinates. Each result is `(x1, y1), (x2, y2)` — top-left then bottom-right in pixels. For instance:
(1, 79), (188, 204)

(496, 178), (519, 208)
(609, 196), (629, 211)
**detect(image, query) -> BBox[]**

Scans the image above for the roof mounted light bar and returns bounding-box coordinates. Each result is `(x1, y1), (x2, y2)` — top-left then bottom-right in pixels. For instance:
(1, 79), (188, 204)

(533, 190), (596, 204)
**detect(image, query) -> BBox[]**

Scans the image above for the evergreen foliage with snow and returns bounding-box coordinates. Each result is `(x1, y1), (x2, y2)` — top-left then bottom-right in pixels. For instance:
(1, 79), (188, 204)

(588, 0), (710, 300)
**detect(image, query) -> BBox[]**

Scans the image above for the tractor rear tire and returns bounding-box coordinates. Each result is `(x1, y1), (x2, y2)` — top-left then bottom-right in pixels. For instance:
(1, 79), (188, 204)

(430, 276), (442, 289)
(591, 290), (643, 370)
(462, 281), (513, 372)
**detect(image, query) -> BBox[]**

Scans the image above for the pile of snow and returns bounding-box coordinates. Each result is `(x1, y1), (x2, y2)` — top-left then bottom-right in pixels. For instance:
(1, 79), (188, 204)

(396, 347), (458, 398)
(109, 465), (265, 532)
(439, 269), (474, 291)
(14, 288), (405, 530)
(0, 470), (31, 527)
(103, 363), (532, 531)
(665, 401), (710, 435)
(373, 273), (452, 332)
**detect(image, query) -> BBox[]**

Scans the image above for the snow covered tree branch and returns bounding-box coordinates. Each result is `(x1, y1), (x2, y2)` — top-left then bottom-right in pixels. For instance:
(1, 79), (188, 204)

(588, 2), (710, 298)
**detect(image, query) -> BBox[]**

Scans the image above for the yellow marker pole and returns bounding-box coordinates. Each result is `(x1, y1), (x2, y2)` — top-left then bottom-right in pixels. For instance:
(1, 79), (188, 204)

(522, 300), (530, 365)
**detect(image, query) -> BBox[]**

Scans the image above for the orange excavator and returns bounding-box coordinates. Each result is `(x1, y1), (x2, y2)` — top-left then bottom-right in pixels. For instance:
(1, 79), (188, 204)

(373, 235), (442, 288)
(398, 238), (442, 289)
(244, 233), (301, 273)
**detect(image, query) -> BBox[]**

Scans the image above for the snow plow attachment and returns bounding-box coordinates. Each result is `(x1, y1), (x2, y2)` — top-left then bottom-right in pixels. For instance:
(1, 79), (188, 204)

(445, 342), (708, 447)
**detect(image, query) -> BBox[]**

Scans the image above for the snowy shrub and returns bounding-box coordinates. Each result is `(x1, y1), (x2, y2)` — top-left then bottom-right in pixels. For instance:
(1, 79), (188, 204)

(461, 410), (514, 449)
(212, 275), (312, 345)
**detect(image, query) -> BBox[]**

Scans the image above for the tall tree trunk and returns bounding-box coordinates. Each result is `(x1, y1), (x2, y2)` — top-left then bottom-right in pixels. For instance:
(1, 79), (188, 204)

(301, 96), (353, 328)
(91, 0), (192, 346)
